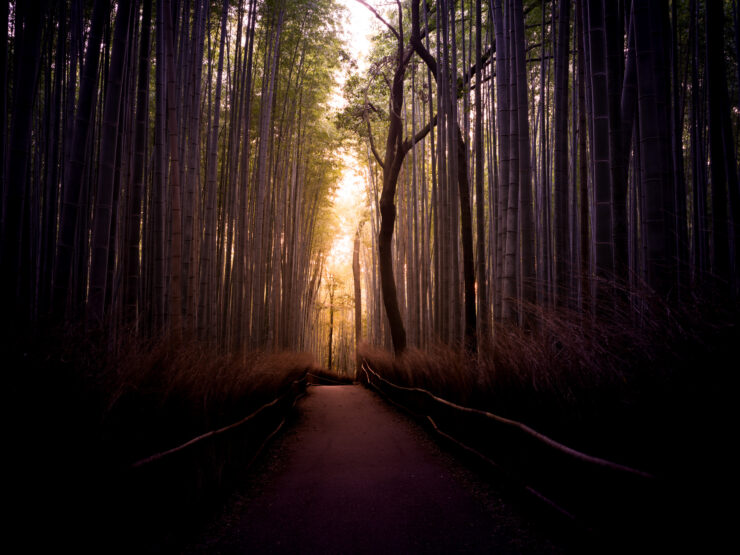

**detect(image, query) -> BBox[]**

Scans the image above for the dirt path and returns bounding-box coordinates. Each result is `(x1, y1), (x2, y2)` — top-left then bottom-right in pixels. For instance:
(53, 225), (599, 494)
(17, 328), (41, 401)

(183, 385), (573, 554)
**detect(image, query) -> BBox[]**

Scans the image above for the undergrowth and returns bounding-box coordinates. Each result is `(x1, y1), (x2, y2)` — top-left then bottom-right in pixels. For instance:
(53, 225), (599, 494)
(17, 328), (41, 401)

(5, 327), (317, 552)
(359, 288), (739, 475)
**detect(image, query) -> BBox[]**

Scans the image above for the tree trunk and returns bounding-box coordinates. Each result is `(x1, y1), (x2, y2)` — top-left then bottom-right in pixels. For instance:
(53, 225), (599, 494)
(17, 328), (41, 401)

(163, 0), (184, 333)
(553, 0), (570, 306)
(87, 0), (133, 326)
(586, 0), (615, 301)
(122, 0), (152, 328)
(198, 0), (229, 340)
(52, 0), (108, 322)
(457, 128), (478, 353)
(633, 0), (675, 296)
(1, 0), (49, 327)
(474, 0), (489, 345)
(706, 0), (739, 294)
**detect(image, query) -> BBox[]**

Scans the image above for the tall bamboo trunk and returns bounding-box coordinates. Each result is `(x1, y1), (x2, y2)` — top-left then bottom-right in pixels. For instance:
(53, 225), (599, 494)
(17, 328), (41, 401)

(52, 0), (108, 323)
(123, 0), (151, 329)
(163, 0), (184, 334)
(553, 0), (570, 306)
(474, 0), (489, 347)
(706, 0), (739, 295)
(1, 0), (50, 328)
(88, 0), (133, 326)
(585, 0), (615, 306)
(493, 0), (509, 321)
(198, 0), (229, 341)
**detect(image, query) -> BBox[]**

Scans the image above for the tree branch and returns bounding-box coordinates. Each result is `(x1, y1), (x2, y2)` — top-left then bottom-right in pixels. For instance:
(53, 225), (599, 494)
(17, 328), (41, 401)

(366, 113), (385, 169)
(401, 112), (438, 155)
(411, 0), (494, 89)
(402, 43), (415, 66)
(355, 0), (400, 41)
(364, 86), (385, 169)
(411, 0), (438, 77)
(462, 45), (494, 86)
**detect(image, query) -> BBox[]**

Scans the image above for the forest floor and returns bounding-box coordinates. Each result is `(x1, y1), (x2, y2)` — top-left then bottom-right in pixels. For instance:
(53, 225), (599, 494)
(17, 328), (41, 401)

(167, 384), (609, 554)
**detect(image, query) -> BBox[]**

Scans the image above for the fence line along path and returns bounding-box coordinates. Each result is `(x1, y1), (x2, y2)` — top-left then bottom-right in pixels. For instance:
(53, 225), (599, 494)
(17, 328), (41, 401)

(185, 384), (571, 554)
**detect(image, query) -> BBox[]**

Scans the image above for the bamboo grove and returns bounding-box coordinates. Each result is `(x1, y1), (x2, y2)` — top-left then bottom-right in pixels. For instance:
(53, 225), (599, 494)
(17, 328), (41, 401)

(3, 0), (740, 367)
(0, 0), (345, 351)
(345, 0), (740, 356)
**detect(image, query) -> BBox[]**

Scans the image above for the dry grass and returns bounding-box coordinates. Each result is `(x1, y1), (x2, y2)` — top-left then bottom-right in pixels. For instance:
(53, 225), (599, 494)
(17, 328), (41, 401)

(359, 342), (478, 401)
(88, 334), (315, 462)
(359, 289), (739, 472)
(6, 325), (318, 464)
(5, 327), (317, 551)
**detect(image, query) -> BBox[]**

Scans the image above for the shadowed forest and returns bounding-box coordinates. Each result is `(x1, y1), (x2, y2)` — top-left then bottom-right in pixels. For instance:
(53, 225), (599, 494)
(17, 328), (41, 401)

(2, 0), (739, 552)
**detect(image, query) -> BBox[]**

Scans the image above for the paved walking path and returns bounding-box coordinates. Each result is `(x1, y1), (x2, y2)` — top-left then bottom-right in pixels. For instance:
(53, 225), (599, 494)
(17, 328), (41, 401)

(185, 385), (566, 554)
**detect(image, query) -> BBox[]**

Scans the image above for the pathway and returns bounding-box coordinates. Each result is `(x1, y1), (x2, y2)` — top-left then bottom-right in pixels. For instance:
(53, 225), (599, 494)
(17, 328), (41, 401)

(184, 385), (569, 554)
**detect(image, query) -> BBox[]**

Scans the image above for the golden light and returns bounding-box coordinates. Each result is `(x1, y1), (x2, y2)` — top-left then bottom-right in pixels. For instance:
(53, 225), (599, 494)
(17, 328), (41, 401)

(338, 0), (374, 72)
(322, 1), (373, 298)
(326, 2), (374, 259)
(326, 150), (368, 277)
(329, 0), (375, 111)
